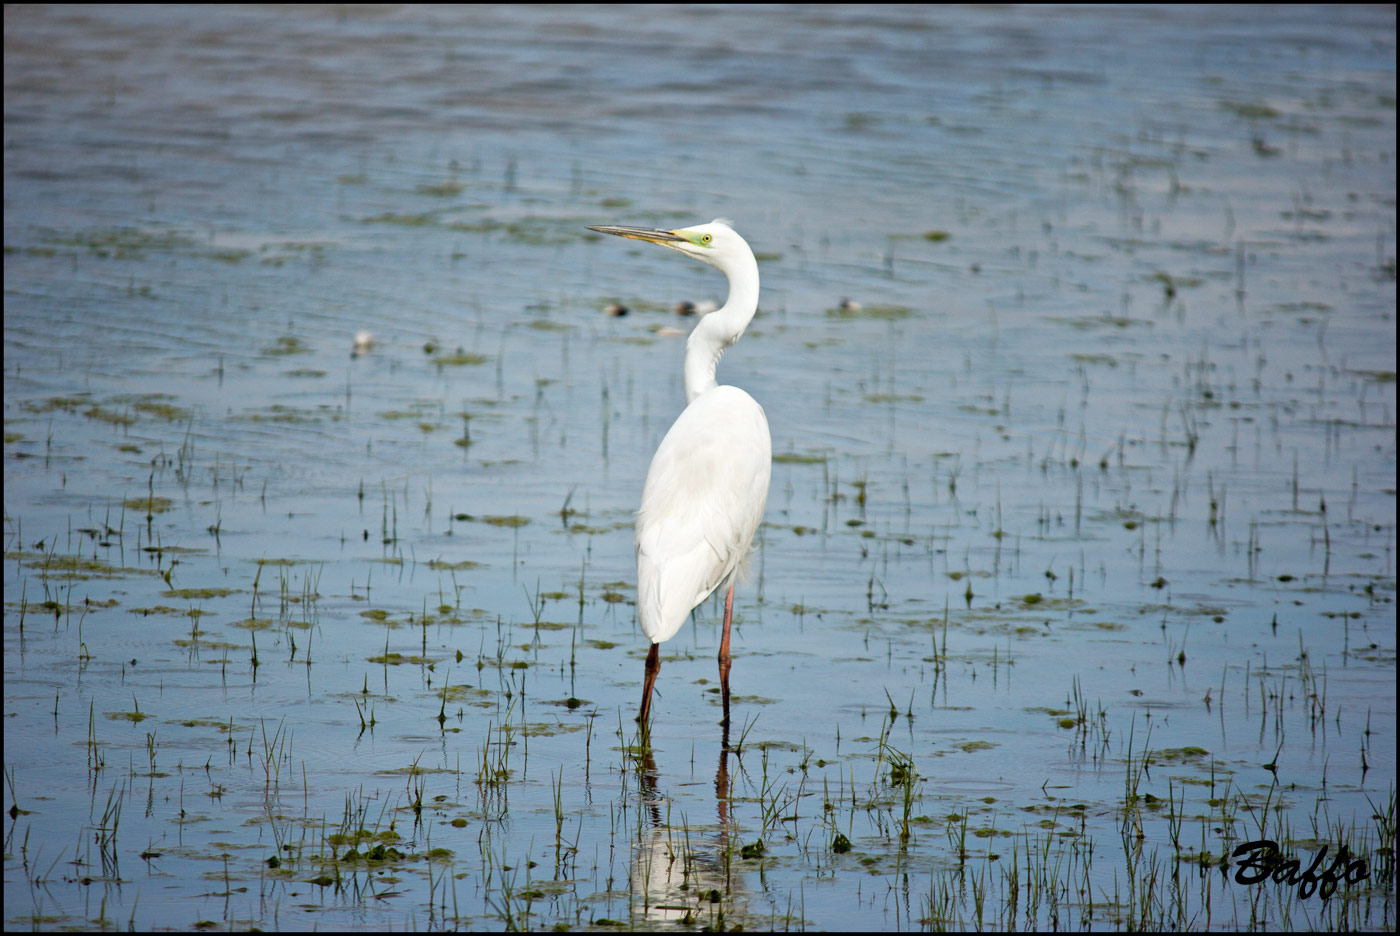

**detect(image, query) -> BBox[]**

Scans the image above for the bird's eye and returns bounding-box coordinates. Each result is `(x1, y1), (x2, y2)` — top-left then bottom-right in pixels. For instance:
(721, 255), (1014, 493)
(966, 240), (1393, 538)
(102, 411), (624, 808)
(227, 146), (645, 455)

(701, 234), (712, 244)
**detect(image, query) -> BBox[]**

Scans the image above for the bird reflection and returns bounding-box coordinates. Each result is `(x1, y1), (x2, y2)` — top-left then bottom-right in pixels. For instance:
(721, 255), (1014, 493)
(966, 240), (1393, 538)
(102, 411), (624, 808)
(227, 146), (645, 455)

(715, 722), (732, 826)
(629, 727), (739, 925)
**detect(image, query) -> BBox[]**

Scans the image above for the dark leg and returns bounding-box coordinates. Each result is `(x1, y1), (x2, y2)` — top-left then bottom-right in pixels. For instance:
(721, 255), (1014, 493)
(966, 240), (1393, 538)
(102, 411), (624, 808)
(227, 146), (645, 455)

(719, 581), (735, 726)
(716, 721), (731, 825)
(638, 642), (661, 730)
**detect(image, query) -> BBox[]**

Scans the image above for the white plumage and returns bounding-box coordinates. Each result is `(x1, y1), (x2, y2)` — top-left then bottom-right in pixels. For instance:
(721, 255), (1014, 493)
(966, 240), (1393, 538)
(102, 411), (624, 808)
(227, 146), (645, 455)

(636, 384), (770, 644)
(586, 218), (772, 729)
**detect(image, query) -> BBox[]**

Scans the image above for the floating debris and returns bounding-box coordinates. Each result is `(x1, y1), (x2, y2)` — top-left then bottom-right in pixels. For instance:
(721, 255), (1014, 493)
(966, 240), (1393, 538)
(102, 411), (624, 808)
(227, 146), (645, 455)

(673, 299), (718, 316)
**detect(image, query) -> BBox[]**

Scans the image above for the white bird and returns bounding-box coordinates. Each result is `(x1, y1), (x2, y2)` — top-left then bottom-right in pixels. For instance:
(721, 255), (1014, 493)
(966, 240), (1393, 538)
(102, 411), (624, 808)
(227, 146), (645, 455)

(587, 220), (771, 730)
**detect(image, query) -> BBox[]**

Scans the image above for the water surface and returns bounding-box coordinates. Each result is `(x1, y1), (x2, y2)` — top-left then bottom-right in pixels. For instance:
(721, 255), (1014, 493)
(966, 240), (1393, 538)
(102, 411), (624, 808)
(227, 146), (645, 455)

(4, 5), (1395, 930)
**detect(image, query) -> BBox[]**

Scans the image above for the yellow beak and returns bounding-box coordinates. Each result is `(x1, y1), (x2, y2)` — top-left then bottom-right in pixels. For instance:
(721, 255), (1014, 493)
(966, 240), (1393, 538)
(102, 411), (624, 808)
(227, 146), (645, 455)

(586, 225), (685, 245)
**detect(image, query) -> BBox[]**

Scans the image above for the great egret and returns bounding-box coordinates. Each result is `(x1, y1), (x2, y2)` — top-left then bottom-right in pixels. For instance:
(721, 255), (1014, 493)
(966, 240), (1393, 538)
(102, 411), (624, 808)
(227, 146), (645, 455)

(587, 219), (772, 730)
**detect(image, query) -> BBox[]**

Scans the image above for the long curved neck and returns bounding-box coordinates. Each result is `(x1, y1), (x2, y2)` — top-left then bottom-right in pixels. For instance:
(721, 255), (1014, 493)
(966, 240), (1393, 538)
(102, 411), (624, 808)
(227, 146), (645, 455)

(683, 251), (759, 403)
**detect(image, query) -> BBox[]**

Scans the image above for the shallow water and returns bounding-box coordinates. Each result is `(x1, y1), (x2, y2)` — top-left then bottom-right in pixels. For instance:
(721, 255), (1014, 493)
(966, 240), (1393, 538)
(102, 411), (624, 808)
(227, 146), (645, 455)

(4, 5), (1395, 931)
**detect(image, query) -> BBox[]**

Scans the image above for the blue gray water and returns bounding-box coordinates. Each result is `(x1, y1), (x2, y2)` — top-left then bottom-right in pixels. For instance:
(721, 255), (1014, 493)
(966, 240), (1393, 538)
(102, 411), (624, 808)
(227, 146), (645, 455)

(4, 5), (1395, 930)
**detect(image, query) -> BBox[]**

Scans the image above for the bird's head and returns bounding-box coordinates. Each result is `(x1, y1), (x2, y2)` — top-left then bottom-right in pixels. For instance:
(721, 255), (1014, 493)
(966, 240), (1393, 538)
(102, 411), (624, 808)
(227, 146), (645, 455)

(587, 219), (752, 274)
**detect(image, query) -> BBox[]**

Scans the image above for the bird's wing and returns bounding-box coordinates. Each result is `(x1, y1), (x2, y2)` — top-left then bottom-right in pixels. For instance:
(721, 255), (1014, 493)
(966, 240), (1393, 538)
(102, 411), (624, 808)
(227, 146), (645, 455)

(635, 387), (770, 644)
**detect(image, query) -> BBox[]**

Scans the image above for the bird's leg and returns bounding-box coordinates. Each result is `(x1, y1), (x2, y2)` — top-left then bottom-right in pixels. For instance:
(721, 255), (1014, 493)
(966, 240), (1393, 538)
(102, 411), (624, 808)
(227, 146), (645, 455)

(638, 642), (661, 731)
(716, 724), (731, 826)
(718, 581), (735, 726)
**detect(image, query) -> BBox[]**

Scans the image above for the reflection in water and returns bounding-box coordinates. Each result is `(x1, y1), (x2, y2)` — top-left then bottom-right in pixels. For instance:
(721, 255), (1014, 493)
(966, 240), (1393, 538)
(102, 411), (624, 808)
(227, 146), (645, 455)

(3, 4), (1391, 930)
(630, 731), (740, 925)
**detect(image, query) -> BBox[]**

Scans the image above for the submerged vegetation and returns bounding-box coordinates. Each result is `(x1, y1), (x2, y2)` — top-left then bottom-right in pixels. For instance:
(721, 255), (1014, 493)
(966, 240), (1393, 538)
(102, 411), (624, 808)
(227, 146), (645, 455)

(3, 4), (1395, 932)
